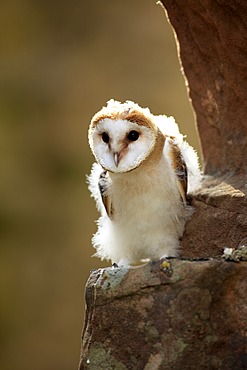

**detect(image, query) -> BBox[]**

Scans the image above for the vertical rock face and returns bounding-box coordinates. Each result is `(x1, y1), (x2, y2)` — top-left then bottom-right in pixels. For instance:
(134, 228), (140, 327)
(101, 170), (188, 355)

(180, 175), (247, 258)
(79, 259), (247, 369)
(162, 0), (247, 175)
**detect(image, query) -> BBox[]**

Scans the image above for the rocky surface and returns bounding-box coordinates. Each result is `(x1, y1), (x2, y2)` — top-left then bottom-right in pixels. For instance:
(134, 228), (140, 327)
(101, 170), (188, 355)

(162, 0), (247, 175)
(181, 175), (247, 258)
(79, 259), (247, 369)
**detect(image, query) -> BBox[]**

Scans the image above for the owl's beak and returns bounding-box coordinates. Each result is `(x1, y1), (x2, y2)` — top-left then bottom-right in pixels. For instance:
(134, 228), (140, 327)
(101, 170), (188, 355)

(113, 152), (120, 167)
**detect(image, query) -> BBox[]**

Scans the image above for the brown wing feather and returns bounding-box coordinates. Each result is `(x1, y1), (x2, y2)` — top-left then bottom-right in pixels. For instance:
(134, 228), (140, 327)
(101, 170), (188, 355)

(168, 138), (188, 205)
(98, 170), (113, 219)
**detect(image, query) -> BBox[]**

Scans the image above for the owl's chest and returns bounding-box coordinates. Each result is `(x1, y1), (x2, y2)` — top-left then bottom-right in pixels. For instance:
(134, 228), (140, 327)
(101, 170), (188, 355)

(110, 162), (180, 224)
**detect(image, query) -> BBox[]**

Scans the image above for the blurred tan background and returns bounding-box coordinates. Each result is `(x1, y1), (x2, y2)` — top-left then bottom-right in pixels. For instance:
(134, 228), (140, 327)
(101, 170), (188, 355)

(0, 1), (200, 369)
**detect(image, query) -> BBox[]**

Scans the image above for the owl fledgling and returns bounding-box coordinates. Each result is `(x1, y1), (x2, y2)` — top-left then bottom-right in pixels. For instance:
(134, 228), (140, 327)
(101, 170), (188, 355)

(87, 99), (201, 266)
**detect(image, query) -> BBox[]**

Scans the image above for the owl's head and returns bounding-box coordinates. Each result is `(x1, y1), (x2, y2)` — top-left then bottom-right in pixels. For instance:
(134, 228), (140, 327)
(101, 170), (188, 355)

(88, 100), (160, 173)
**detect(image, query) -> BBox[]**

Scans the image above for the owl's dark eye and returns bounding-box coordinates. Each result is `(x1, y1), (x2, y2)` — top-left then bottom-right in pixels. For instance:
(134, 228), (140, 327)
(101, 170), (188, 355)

(102, 132), (109, 143)
(127, 130), (139, 141)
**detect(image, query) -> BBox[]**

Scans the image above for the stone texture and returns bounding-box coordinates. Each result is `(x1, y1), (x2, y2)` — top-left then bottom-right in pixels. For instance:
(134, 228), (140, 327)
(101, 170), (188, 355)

(161, 0), (247, 175)
(181, 174), (247, 258)
(79, 259), (247, 369)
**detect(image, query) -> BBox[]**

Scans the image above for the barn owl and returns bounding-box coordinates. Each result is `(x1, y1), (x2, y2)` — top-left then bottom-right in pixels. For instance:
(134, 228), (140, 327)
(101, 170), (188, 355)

(87, 99), (201, 266)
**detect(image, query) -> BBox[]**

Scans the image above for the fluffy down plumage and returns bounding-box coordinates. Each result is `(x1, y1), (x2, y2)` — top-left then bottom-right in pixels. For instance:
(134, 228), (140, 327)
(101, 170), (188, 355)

(87, 100), (201, 266)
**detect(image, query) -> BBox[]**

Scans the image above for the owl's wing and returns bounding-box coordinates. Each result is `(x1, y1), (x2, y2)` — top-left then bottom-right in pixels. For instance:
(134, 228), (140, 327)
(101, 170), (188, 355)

(176, 158), (188, 206)
(168, 138), (188, 205)
(98, 170), (113, 218)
